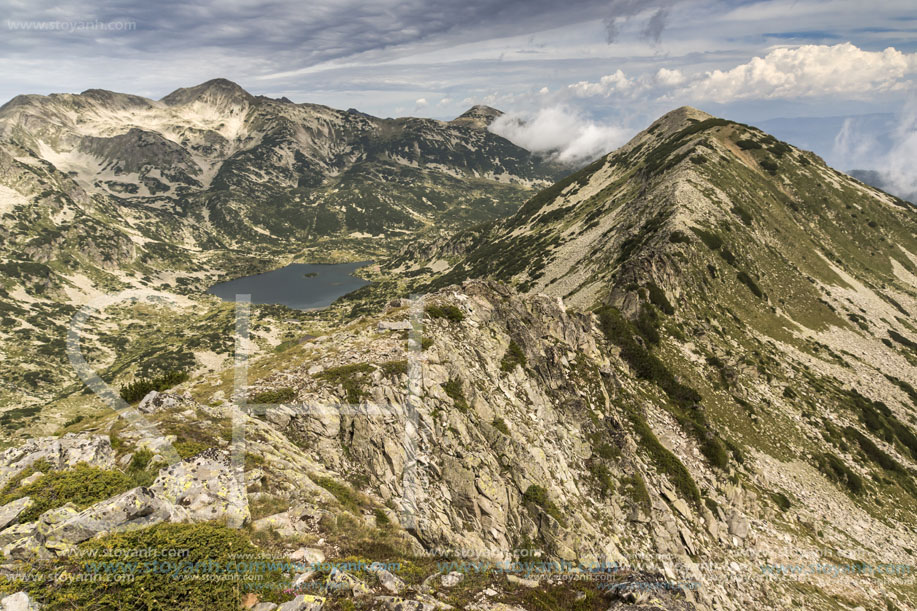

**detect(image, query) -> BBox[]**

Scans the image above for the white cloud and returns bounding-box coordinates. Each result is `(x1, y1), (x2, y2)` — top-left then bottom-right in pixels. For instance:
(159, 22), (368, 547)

(567, 69), (636, 98)
(881, 99), (917, 199)
(489, 106), (633, 164)
(682, 43), (917, 103)
(655, 67), (685, 86)
(415, 97), (428, 107)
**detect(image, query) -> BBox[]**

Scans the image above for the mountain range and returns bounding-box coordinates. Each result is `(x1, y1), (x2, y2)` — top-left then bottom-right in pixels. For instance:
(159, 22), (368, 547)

(0, 83), (916, 610)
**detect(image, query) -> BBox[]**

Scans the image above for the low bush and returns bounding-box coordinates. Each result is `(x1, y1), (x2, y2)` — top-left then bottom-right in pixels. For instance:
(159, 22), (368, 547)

(492, 418), (510, 435)
(814, 452), (863, 495)
(442, 377), (469, 413)
(500, 340), (527, 372)
(317, 363), (373, 404)
(646, 283), (675, 315)
(425, 304), (465, 323)
(736, 271), (764, 298)
(522, 485), (565, 525)
(119, 370), (189, 404)
(0, 463), (136, 522)
(690, 227), (723, 250)
(250, 387), (296, 404)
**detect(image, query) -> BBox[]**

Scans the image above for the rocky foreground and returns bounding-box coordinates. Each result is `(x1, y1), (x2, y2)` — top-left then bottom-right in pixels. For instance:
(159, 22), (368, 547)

(0, 280), (913, 609)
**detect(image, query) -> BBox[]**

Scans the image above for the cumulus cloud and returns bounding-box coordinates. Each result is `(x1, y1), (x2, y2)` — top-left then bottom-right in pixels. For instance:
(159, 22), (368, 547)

(489, 106), (633, 164)
(878, 99), (917, 200)
(682, 43), (917, 103)
(567, 70), (636, 97)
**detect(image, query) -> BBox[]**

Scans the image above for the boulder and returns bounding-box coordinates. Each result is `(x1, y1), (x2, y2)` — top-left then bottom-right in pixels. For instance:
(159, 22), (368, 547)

(0, 591), (40, 610)
(0, 434), (114, 488)
(377, 321), (413, 331)
(277, 595), (325, 611)
(46, 487), (175, 545)
(149, 449), (249, 528)
(0, 498), (32, 531)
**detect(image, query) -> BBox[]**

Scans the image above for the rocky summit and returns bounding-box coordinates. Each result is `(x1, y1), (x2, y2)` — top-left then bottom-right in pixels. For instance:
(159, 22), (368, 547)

(0, 93), (915, 610)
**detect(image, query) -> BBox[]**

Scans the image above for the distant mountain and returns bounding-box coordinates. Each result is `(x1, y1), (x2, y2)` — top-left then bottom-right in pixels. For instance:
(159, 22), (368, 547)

(0, 79), (564, 408)
(448, 104), (504, 130)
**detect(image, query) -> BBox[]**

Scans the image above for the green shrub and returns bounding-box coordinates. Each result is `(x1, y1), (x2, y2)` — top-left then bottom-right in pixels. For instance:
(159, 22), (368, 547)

(595, 442), (621, 460)
(731, 205), (753, 225)
(627, 408), (702, 506)
(690, 227), (723, 250)
(845, 426), (907, 475)
(442, 378), (469, 412)
(888, 330), (917, 353)
(119, 370), (189, 404)
(815, 452), (863, 495)
(500, 340), (527, 372)
(317, 363), (373, 404)
(589, 462), (615, 495)
(646, 283), (674, 315)
(719, 247), (737, 266)
(0, 463), (135, 522)
(736, 271), (764, 298)
(312, 475), (365, 513)
(58, 523), (265, 609)
(425, 304), (464, 323)
(596, 307), (701, 409)
(421, 337), (434, 351)
(759, 158), (779, 174)
(770, 492), (792, 511)
(634, 305), (661, 346)
(380, 360), (408, 377)
(250, 387), (296, 403)
(492, 418), (510, 435)
(700, 437), (729, 470)
(736, 139), (762, 150)
(884, 375), (917, 408)
(668, 231), (692, 244)
(174, 440), (211, 459)
(624, 473), (652, 512)
(522, 485), (565, 525)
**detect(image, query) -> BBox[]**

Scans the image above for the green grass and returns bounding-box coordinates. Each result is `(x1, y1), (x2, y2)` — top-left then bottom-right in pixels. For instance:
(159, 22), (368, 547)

(312, 475), (366, 513)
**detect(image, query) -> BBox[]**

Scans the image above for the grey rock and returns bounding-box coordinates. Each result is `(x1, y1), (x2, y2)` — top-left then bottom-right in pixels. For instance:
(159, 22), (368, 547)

(0, 591), (40, 610)
(277, 595), (324, 611)
(440, 571), (464, 587)
(367, 561), (406, 594)
(506, 574), (539, 588)
(290, 546), (325, 564)
(149, 450), (249, 528)
(0, 434), (114, 488)
(251, 604), (278, 611)
(47, 487), (175, 545)
(378, 320), (412, 331)
(0, 498), (32, 531)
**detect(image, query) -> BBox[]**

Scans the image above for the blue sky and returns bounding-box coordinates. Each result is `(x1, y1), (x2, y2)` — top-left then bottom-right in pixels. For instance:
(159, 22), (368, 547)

(2, 0), (916, 185)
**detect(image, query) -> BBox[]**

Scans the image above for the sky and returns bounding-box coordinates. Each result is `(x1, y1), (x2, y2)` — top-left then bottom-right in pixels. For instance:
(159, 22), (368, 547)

(2, 0), (916, 191)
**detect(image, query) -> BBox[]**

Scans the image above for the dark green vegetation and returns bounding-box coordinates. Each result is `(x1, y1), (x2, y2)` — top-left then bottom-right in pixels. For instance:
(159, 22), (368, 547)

(814, 452), (864, 495)
(425, 304), (465, 323)
(119, 370), (189, 403)
(316, 363), (373, 404)
(500, 340), (527, 372)
(522, 484), (566, 526)
(442, 377), (470, 413)
(250, 387), (297, 403)
(0, 523), (271, 609)
(0, 462), (142, 522)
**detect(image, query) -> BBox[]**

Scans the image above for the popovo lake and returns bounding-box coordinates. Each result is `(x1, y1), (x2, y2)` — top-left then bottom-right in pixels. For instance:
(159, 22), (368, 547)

(207, 262), (371, 311)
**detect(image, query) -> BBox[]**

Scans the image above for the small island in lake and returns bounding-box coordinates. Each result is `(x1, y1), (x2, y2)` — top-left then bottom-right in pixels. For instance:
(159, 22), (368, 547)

(303, 272), (318, 278)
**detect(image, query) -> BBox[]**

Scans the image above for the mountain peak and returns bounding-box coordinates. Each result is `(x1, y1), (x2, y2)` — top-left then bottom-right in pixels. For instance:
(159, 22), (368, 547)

(160, 78), (253, 107)
(450, 105), (504, 129)
(644, 105), (715, 137)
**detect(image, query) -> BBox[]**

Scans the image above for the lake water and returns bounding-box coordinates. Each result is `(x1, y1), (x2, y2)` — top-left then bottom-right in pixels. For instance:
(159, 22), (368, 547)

(207, 262), (371, 310)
